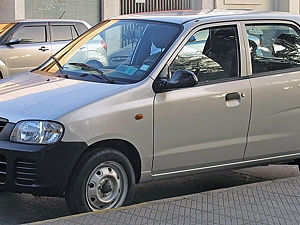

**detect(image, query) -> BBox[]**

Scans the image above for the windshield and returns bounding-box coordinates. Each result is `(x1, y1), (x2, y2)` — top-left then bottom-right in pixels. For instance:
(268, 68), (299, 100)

(35, 19), (180, 84)
(0, 23), (15, 37)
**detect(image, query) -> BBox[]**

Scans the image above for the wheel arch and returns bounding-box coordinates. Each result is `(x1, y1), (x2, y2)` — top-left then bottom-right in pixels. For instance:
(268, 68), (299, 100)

(72, 139), (142, 184)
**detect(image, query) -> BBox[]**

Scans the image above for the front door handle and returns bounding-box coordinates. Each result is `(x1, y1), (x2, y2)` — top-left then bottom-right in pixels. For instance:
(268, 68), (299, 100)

(38, 46), (49, 52)
(225, 92), (243, 101)
(225, 92), (245, 107)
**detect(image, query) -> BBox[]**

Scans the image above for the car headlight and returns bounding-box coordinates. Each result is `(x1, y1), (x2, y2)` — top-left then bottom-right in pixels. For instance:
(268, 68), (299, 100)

(10, 121), (64, 144)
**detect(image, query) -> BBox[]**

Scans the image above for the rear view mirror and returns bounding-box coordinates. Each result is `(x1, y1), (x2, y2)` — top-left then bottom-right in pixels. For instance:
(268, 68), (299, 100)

(153, 70), (198, 93)
(5, 38), (21, 46)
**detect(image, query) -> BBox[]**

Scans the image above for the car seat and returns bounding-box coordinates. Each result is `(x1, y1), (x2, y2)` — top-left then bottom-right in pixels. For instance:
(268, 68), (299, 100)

(273, 33), (299, 58)
(203, 28), (238, 79)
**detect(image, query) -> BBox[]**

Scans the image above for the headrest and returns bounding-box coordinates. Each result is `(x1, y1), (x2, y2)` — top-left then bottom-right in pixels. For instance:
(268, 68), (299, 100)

(275, 33), (298, 48)
(151, 26), (178, 49)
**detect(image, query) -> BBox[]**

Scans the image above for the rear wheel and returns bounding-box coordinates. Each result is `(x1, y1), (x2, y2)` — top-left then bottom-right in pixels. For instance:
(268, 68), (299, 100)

(65, 147), (135, 214)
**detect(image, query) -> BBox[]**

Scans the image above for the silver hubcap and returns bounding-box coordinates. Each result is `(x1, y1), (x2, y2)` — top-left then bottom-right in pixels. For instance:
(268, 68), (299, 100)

(86, 161), (128, 210)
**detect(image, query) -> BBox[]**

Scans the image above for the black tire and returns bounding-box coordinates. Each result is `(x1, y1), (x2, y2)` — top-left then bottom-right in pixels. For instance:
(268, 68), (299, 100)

(65, 147), (135, 214)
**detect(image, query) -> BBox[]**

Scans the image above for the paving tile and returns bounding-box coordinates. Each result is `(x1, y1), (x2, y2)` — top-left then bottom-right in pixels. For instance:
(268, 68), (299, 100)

(29, 176), (300, 225)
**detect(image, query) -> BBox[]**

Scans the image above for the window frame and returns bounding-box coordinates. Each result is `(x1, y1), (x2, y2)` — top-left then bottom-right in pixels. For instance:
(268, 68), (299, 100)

(162, 21), (246, 87)
(10, 24), (48, 44)
(241, 20), (300, 77)
(49, 22), (80, 43)
(51, 25), (77, 42)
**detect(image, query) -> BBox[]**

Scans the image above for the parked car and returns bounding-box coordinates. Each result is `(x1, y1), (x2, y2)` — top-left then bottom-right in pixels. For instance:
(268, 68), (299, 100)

(1, 10), (300, 214)
(0, 19), (106, 78)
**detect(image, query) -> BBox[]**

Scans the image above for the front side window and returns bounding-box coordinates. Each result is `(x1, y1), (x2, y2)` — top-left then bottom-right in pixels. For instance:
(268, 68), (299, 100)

(246, 24), (300, 74)
(36, 20), (180, 84)
(11, 26), (47, 43)
(170, 25), (240, 83)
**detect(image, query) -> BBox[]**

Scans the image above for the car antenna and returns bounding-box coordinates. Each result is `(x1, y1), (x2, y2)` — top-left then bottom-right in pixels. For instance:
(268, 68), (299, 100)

(59, 11), (65, 19)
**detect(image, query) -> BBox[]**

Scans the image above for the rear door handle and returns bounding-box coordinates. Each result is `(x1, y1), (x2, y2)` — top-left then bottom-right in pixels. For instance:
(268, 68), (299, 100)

(38, 46), (49, 52)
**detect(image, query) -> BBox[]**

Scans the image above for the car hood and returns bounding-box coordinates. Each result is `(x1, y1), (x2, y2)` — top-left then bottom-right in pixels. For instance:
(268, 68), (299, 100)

(0, 72), (124, 123)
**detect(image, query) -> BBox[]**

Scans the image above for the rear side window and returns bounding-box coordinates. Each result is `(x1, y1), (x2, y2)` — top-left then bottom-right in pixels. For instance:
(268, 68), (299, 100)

(246, 24), (300, 74)
(52, 25), (79, 42)
(75, 22), (89, 35)
(11, 26), (46, 43)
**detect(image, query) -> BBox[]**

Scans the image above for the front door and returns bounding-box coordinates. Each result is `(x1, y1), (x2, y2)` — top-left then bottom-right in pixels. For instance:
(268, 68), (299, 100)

(153, 24), (252, 175)
(4, 24), (51, 75)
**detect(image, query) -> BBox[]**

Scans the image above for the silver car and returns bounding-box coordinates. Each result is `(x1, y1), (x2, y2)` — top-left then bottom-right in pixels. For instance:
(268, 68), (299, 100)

(0, 19), (100, 78)
(1, 10), (300, 214)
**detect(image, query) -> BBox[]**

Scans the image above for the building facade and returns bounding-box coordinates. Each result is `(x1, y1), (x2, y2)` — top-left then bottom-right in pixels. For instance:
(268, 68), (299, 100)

(1, 0), (300, 25)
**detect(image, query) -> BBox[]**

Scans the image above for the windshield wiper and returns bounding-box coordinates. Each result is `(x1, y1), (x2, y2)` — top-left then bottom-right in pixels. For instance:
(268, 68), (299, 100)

(50, 55), (68, 78)
(69, 62), (115, 84)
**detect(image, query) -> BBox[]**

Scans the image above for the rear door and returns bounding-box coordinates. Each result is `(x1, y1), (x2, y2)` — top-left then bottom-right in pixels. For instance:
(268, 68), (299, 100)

(243, 21), (300, 160)
(4, 22), (50, 75)
(153, 22), (252, 176)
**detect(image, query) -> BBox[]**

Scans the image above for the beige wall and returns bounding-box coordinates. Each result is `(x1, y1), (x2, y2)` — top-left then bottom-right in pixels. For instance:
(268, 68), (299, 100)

(280, 0), (300, 14)
(102, 0), (300, 20)
(215, 0), (276, 10)
(0, 0), (24, 21)
(5, 0), (300, 23)
(102, 0), (121, 20)
(210, 0), (300, 14)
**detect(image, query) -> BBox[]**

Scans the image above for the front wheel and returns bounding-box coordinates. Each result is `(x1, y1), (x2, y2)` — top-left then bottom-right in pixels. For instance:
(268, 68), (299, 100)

(65, 147), (135, 214)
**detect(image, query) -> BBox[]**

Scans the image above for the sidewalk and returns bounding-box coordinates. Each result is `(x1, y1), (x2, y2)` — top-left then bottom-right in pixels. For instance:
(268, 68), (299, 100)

(30, 176), (300, 225)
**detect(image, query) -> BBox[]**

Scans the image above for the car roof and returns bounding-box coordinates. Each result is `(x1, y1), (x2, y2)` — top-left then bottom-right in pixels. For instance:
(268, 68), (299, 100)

(0, 19), (89, 24)
(112, 10), (299, 25)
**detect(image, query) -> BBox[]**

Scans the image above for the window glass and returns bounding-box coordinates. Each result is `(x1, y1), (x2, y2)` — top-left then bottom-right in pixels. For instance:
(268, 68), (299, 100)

(170, 25), (239, 83)
(246, 24), (300, 74)
(12, 26), (46, 43)
(52, 25), (74, 42)
(38, 20), (180, 84)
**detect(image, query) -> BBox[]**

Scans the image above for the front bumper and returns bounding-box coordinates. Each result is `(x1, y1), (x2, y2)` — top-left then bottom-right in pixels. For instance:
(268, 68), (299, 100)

(0, 122), (88, 197)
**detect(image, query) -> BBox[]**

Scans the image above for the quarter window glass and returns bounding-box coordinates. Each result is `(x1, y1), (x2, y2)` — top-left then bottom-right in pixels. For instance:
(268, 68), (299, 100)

(170, 25), (240, 83)
(246, 24), (300, 74)
(11, 26), (46, 43)
(52, 25), (75, 42)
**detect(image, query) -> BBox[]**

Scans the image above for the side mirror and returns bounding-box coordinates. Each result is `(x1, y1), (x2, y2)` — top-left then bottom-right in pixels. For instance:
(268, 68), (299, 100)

(153, 70), (198, 93)
(5, 38), (21, 46)
(188, 36), (196, 42)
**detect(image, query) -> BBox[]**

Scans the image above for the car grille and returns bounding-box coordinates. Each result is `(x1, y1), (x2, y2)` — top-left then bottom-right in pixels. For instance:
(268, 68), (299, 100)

(0, 154), (7, 183)
(0, 118), (7, 133)
(15, 159), (37, 185)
